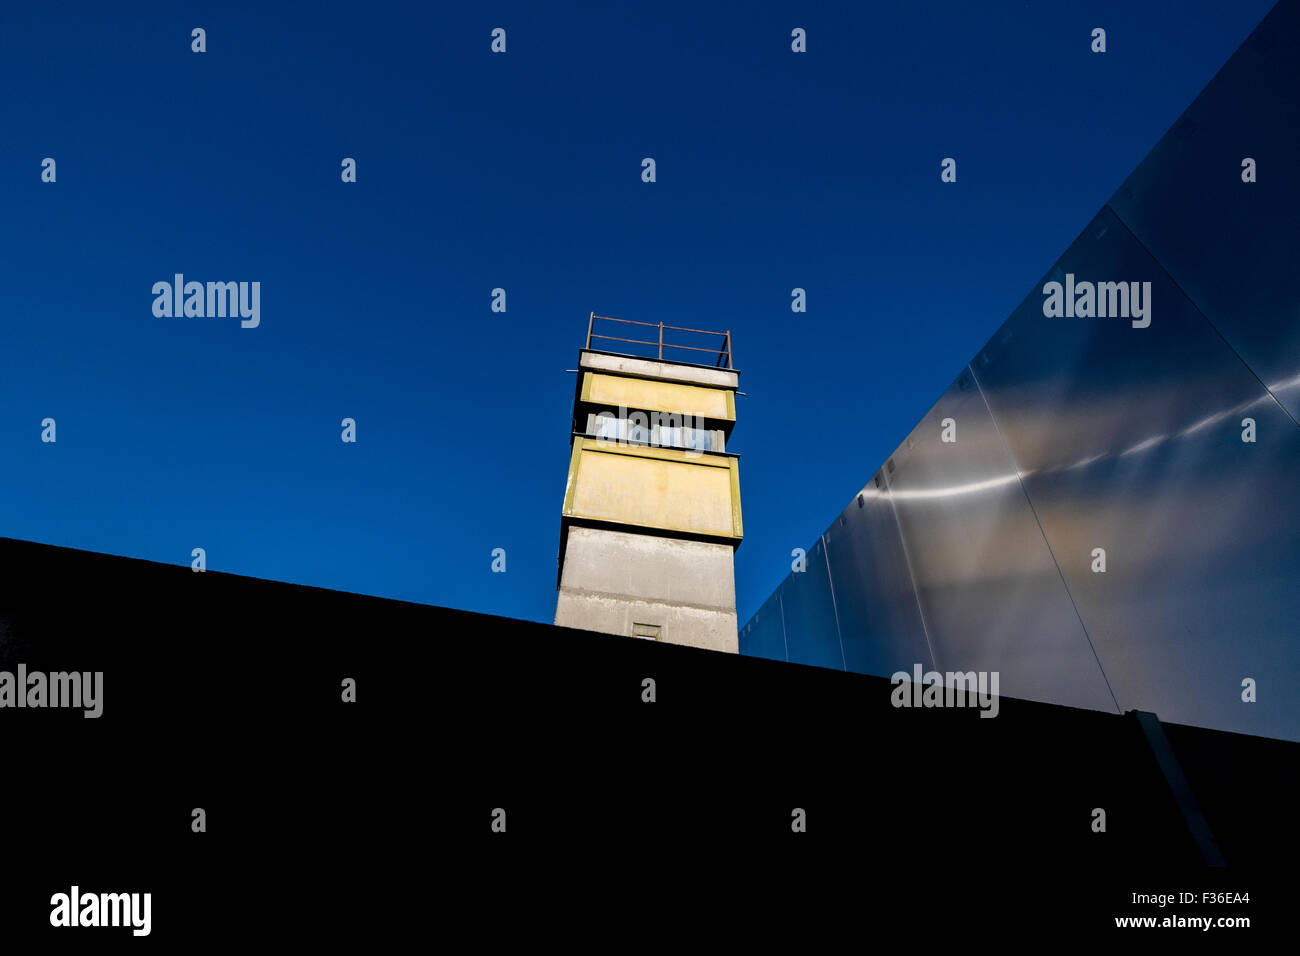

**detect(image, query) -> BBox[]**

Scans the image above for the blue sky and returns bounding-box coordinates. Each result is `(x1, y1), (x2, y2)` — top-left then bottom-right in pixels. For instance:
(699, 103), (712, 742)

(0, 0), (1276, 625)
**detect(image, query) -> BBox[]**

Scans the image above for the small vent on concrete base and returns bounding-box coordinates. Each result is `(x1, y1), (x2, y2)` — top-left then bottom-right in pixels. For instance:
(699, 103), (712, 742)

(632, 622), (661, 640)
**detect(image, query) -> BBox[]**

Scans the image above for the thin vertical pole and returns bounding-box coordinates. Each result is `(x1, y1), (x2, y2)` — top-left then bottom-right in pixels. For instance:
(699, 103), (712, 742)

(658, 322), (664, 360)
(586, 311), (594, 349)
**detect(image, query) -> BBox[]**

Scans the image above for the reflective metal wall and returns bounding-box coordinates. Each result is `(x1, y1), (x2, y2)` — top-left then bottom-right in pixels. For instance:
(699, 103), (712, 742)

(741, 0), (1300, 742)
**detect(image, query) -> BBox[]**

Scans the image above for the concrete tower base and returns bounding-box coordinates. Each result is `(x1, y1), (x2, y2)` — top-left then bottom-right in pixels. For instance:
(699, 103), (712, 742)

(554, 526), (738, 653)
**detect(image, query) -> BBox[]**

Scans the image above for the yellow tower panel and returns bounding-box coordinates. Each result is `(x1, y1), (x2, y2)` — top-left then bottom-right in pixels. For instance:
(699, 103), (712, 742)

(581, 373), (735, 423)
(563, 438), (742, 540)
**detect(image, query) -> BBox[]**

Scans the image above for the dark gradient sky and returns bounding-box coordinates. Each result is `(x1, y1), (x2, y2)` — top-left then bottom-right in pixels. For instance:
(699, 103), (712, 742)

(0, 0), (1276, 624)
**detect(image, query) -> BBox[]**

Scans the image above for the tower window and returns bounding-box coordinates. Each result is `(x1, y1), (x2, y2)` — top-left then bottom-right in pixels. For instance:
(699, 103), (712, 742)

(588, 413), (724, 452)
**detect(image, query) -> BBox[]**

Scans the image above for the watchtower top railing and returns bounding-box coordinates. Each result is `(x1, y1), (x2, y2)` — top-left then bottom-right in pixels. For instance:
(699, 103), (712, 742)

(585, 313), (733, 370)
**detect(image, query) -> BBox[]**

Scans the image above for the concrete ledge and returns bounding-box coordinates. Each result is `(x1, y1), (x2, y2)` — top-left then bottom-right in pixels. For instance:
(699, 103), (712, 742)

(580, 350), (738, 390)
